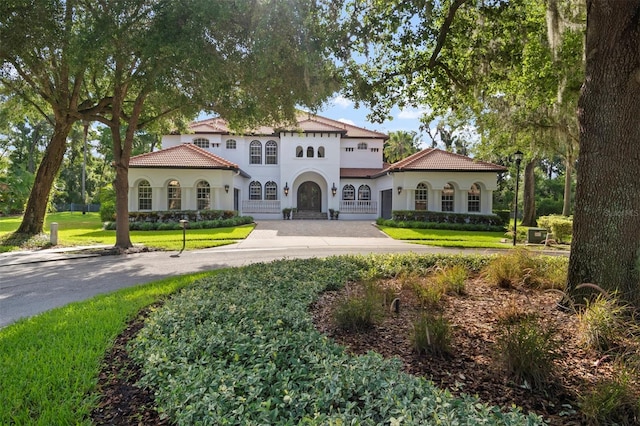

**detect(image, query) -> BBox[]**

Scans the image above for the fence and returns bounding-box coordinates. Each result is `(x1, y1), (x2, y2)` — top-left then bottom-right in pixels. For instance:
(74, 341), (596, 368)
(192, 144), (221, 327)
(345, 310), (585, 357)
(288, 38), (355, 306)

(54, 203), (101, 213)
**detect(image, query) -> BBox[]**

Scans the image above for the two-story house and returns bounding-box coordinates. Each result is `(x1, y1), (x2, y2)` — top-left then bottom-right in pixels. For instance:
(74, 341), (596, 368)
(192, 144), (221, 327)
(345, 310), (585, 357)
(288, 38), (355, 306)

(128, 112), (506, 220)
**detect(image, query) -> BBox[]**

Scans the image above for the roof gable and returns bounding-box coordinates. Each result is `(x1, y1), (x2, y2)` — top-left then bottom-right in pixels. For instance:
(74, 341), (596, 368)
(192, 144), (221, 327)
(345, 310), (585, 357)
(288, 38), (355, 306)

(129, 143), (239, 169)
(187, 112), (387, 139)
(384, 148), (507, 173)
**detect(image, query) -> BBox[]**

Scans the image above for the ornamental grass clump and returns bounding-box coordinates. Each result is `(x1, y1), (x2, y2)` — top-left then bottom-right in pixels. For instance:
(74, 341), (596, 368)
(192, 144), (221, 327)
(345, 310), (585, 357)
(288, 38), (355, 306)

(432, 264), (468, 295)
(411, 313), (452, 356)
(579, 368), (640, 426)
(333, 281), (384, 331)
(494, 308), (559, 389)
(483, 249), (568, 290)
(578, 293), (627, 352)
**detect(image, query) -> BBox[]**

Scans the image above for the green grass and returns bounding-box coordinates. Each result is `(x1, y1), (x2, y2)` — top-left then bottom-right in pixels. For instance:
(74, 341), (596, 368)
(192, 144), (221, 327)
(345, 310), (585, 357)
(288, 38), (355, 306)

(0, 212), (254, 251)
(0, 271), (210, 425)
(379, 225), (508, 248)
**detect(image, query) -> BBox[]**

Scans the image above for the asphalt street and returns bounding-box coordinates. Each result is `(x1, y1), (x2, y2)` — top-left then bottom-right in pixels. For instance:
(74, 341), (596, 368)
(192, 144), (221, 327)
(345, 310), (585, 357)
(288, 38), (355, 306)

(0, 221), (495, 328)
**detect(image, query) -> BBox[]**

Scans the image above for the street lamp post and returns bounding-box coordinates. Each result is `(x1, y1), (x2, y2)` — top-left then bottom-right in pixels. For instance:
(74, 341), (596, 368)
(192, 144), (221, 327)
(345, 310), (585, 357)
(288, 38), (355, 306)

(513, 150), (523, 246)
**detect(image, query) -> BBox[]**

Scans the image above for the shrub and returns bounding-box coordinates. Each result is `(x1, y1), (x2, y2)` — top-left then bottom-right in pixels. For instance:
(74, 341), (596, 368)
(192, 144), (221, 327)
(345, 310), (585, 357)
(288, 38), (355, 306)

(390, 210), (504, 226)
(537, 215), (573, 243)
(411, 313), (452, 356)
(494, 314), (559, 389)
(578, 294), (627, 352)
(333, 281), (384, 331)
(579, 369), (639, 425)
(377, 218), (504, 232)
(99, 200), (115, 222)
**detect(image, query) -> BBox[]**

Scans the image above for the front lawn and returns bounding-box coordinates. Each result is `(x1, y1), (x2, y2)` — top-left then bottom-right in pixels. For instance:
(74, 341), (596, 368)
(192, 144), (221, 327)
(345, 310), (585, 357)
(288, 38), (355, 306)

(379, 225), (508, 248)
(0, 212), (254, 252)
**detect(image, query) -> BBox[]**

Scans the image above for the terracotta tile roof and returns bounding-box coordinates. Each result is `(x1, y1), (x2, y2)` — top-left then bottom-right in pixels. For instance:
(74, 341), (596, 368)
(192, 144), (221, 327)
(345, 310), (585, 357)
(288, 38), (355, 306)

(381, 148), (507, 174)
(340, 168), (385, 178)
(187, 112), (387, 139)
(129, 143), (239, 170)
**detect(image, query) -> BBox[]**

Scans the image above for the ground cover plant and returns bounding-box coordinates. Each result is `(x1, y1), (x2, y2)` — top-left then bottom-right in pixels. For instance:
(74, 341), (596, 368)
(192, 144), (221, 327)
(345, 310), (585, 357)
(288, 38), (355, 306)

(0, 212), (253, 252)
(129, 254), (544, 425)
(0, 272), (208, 425)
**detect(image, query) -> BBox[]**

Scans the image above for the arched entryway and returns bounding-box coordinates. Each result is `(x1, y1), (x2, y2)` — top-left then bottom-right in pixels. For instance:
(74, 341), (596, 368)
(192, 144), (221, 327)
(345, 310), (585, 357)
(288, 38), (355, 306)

(297, 181), (321, 211)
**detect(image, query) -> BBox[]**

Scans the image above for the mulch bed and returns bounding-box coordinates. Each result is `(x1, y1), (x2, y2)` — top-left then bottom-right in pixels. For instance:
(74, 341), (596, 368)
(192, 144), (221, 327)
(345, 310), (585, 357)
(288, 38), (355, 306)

(91, 278), (634, 425)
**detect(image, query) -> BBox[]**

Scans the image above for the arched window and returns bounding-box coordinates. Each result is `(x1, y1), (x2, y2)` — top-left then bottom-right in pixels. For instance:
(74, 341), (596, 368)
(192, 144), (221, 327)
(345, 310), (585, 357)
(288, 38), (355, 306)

(250, 140), (262, 164)
(249, 181), (262, 200)
(307, 146), (314, 158)
(296, 146), (303, 157)
(196, 181), (211, 210)
(265, 140), (278, 164)
(226, 139), (236, 149)
(193, 138), (209, 148)
(342, 184), (355, 201)
(265, 181), (278, 200)
(468, 183), (481, 212)
(138, 180), (152, 210)
(358, 184), (371, 200)
(442, 183), (454, 212)
(168, 180), (181, 210)
(357, 142), (368, 150)
(317, 146), (325, 158)
(415, 182), (428, 210)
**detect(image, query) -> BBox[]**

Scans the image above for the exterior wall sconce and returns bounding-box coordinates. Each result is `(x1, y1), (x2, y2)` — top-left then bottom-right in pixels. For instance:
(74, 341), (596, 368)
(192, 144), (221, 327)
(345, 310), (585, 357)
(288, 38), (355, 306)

(224, 184), (229, 193)
(397, 186), (403, 195)
(284, 182), (289, 197)
(331, 183), (337, 197)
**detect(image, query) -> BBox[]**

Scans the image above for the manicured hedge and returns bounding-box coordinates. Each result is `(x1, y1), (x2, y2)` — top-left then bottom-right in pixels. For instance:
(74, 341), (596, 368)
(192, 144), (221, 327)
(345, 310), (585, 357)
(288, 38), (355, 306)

(392, 210), (505, 226)
(378, 217), (505, 232)
(103, 215), (253, 231)
(536, 215), (573, 243)
(132, 255), (543, 425)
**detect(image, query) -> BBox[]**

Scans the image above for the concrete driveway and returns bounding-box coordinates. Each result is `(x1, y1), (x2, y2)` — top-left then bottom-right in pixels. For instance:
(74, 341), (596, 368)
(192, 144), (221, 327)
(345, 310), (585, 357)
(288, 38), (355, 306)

(0, 220), (475, 328)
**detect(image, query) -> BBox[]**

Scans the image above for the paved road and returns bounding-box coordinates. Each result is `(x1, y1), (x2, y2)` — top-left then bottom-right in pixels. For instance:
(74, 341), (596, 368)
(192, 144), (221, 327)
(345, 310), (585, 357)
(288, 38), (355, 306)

(0, 221), (492, 328)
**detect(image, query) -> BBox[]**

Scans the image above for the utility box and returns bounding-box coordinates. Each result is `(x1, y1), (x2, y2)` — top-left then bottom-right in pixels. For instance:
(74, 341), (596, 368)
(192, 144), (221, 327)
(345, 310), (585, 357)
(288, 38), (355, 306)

(527, 227), (548, 244)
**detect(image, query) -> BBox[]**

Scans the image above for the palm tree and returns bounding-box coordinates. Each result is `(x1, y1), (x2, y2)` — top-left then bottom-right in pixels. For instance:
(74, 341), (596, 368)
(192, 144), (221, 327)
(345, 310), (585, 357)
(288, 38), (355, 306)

(384, 130), (422, 163)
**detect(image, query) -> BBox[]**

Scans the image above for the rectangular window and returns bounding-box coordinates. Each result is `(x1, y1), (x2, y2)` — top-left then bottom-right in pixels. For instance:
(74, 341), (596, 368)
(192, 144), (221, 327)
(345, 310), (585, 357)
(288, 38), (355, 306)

(442, 195), (454, 212)
(468, 196), (480, 212)
(226, 140), (237, 149)
(139, 188), (152, 210)
(168, 187), (181, 210)
(345, 147), (354, 152)
(370, 148), (379, 152)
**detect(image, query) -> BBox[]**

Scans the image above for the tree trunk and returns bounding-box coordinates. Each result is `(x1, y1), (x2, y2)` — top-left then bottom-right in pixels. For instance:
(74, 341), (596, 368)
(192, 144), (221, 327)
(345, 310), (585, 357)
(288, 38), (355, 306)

(562, 154), (572, 216)
(520, 160), (537, 227)
(568, 1), (640, 306)
(16, 120), (73, 235)
(113, 159), (132, 250)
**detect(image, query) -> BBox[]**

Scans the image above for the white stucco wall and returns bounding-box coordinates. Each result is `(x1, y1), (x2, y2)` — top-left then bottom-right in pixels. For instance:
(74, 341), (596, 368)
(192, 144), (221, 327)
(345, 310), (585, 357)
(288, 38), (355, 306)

(128, 168), (235, 212)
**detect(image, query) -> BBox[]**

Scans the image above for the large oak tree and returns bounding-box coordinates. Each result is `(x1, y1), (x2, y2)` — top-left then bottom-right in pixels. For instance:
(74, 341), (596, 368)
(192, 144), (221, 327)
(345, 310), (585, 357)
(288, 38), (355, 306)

(341, 0), (638, 305)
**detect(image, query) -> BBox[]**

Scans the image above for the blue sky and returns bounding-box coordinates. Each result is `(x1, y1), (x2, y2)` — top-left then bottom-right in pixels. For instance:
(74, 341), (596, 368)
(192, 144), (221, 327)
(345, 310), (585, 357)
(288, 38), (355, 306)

(316, 94), (432, 142)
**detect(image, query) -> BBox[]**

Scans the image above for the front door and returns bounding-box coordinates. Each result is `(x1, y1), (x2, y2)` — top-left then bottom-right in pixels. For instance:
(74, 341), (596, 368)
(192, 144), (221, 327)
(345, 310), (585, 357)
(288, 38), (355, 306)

(297, 181), (321, 211)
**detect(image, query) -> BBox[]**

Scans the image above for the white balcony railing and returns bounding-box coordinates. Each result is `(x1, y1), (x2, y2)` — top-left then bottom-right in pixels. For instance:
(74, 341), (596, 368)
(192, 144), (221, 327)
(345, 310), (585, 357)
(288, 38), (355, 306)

(242, 200), (281, 213)
(339, 200), (377, 214)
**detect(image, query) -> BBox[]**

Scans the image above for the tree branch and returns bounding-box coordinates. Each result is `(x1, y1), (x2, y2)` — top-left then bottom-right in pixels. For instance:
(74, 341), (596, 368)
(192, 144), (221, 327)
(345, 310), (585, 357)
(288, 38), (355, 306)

(428, 0), (469, 68)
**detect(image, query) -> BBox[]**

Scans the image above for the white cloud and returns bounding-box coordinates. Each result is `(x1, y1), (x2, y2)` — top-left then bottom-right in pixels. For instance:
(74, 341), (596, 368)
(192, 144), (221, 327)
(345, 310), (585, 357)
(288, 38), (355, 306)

(397, 107), (431, 120)
(332, 95), (353, 108)
(338, 118), (356, 126)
